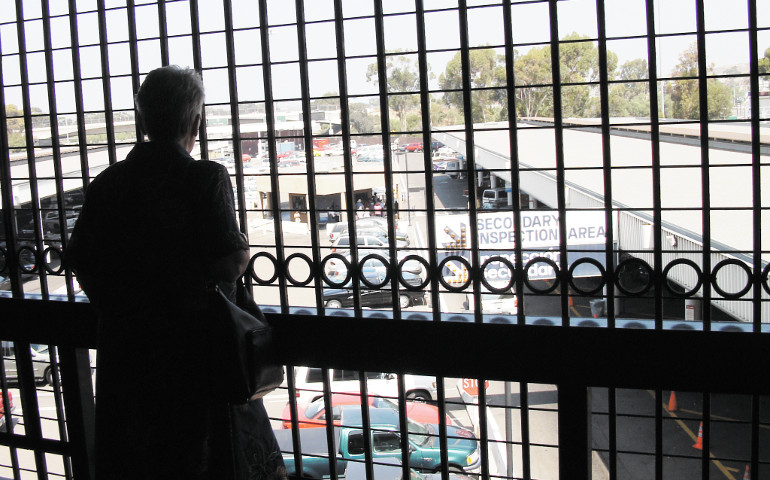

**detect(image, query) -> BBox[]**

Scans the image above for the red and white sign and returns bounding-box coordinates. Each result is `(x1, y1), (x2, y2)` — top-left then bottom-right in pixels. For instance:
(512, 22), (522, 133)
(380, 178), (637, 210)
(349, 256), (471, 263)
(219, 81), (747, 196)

(460, 378), (489, 397)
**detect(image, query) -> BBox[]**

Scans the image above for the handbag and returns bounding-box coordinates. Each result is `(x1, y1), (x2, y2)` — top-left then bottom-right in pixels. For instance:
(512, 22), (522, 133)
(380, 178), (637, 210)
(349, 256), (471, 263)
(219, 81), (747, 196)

(207, 280), (284, 404)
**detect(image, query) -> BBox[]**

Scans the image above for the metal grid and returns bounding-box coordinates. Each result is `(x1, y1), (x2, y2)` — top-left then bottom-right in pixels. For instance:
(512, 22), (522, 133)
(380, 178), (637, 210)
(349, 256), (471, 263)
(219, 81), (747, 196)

(0, 0), (768, 479)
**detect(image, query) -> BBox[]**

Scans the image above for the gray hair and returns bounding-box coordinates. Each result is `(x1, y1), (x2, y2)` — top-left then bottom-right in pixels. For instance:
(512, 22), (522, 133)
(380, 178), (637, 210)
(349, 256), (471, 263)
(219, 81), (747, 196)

(135, 66), (205, 142)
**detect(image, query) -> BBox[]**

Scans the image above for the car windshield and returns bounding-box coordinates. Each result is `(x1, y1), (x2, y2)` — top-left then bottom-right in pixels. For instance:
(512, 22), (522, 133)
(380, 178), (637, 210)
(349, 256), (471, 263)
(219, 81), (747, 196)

(483, 191), (495, 198)
(304, 399), (326, 419)
(406, 418), (432, 446)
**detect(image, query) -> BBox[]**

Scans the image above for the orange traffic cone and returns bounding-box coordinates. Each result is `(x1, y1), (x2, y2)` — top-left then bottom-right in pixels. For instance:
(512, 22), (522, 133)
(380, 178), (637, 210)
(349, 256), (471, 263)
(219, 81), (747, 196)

(693, 422), (703, 450)
(667, 391), (678, 412)
(743, 465), (750, 480)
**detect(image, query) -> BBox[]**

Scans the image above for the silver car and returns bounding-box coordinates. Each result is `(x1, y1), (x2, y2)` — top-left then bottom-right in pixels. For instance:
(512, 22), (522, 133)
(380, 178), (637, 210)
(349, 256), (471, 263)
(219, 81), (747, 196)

(2, 342), (54, 385)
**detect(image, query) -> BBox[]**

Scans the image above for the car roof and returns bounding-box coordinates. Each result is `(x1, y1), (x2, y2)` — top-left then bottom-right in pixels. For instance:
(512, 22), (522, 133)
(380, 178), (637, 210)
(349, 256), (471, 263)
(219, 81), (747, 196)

(338, 404), (400, 427)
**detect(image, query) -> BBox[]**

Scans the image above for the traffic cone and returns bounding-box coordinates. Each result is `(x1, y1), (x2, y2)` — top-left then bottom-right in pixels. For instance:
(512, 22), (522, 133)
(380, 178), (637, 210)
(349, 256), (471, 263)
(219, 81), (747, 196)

(667, 391), (678, 412)
(743, 465), (750, 480)
(692, 422), (703, 450)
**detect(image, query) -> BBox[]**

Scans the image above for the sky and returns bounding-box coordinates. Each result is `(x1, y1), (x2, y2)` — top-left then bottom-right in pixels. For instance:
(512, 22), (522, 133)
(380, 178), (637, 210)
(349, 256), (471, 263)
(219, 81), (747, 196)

(0, 0), (768, 114)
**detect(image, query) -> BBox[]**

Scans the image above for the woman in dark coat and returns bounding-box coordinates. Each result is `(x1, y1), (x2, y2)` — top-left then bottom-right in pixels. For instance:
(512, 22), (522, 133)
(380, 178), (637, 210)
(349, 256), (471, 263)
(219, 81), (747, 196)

(67, 66), (285, 480)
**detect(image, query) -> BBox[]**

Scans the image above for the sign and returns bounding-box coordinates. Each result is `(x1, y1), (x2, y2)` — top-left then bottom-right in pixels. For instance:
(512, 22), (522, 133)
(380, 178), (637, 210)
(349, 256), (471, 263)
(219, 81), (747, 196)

(436, 211), (607, 281)
(460, 378), (489, 397)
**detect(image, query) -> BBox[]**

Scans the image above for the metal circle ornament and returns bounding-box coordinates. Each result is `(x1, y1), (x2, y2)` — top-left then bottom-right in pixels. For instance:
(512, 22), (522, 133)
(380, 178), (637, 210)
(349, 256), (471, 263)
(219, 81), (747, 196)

(248, 252), (278, 285)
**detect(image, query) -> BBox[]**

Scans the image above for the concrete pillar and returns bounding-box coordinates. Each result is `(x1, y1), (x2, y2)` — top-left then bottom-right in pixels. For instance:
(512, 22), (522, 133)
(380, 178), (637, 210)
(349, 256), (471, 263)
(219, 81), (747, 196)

(479, 170), (485, 188)
(685, 298), (702, 321)
(506, 181), (513, 205)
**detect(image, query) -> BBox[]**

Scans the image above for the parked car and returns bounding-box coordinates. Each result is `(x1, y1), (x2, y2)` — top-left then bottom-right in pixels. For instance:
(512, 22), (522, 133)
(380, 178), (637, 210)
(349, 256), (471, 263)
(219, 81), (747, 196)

(280, 392), (453, 429)
(405, 142), (423, 152)
(274, 406), (480, 476)
(330, 232), (409, 254)
(2, 342), (54, 385)
(0, 391), (14, 432)
(325, 251), (424, 279)
(464, 286), (517, 315)
(291, 367), (439, 405)
(323, 269), (426, 309)
(328, 217), (409, 245)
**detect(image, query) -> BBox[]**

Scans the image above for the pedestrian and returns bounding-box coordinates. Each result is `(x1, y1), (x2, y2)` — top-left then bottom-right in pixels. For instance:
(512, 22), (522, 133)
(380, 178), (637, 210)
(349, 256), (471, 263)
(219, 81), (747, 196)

(66, 66), (285, 480)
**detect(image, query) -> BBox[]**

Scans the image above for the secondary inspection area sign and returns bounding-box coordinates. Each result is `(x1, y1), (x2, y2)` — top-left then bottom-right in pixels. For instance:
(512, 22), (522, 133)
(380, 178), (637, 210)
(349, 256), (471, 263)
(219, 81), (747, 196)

(436, 210), (608, 281)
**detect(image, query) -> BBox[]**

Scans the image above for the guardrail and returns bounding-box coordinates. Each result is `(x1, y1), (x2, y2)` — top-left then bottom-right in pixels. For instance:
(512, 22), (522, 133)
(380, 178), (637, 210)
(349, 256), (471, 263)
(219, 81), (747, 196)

(2, 296), (769, 479)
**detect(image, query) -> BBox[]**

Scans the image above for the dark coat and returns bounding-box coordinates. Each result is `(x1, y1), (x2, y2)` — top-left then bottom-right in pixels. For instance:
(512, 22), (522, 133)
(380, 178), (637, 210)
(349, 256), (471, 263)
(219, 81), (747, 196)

(67, 141), (284, 480)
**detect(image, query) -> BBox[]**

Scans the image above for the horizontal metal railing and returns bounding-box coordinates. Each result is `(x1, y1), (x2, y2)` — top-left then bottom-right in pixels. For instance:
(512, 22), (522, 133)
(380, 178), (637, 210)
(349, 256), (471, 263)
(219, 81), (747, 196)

(1, 296), (770, 479)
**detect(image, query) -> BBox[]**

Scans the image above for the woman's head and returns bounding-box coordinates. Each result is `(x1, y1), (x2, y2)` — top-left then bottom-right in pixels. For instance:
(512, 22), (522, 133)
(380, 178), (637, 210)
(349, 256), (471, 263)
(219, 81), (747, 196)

(135, 66), (204, 144)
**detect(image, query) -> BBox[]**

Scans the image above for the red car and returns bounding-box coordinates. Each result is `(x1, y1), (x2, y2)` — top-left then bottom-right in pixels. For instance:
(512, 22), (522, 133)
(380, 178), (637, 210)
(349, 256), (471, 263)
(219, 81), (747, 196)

(281, 392), (453, 429)
(405, 142), (423, 152)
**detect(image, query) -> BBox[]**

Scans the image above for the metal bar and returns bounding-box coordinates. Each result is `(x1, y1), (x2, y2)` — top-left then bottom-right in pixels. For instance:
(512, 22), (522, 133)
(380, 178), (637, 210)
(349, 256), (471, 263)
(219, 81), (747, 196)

(126, 0), (142, 142)
(557, 384), (591, 480)
(188, 0), (209, 158)
(16, 0), (49, 299)
(0, 20), (23, 299)
(67, 0), (92, 189)
(257, 0), (289, 312)
(747, 0), (762, 336)
(595, 0), (616, 328)
(15, 342), (48, 478)
(501, 0), (526, 326)
(372, 0), (400, 320)
(332, 0), (362, 314)
(294, 0), (324, 314)
(547, 0), (570, 326)
(41, 0), (75, 301)
(222, 0), (248, 235)
(694, 0), (711, 331)
(95, 0), (117, 167)
(57, 347), (95, 480)
(457, 1), (483, 328)
(320, 369), (337, 480)
(157, 0), (169, 66)
(284, 363), (304, 478)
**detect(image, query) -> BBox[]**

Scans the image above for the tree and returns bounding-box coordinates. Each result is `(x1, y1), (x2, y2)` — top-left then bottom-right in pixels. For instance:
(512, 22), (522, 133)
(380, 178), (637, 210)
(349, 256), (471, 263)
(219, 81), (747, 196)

(513, 47), (553, 118)
(437, 48), (507, 123)
(348, 102), (378, 134)
(669, 43), (733, 120)
(759, 47), (770, 74)
(366, 54), (421, 131)
(609, 58), (651, 118)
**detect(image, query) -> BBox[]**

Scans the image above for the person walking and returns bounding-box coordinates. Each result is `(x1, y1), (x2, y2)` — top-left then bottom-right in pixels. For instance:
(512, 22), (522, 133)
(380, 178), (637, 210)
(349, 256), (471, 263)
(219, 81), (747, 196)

(67, 66), (285, 480)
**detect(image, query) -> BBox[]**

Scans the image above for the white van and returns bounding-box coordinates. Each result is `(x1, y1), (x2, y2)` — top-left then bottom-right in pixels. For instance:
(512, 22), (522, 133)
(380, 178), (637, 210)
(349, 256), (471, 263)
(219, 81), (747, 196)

(292, 367), (438, 405)
(481, 187), (508, 208)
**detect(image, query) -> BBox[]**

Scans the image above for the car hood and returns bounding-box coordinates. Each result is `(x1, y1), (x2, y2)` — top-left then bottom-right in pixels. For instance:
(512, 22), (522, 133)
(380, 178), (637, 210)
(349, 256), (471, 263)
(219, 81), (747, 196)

(422, 425), (477, 451)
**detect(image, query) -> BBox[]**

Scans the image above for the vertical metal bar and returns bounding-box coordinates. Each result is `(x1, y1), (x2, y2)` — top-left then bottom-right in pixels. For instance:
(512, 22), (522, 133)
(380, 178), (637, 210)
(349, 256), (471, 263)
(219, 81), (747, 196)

(608, 387), (617, 480)
(358, 370), (374, 480)
(95, 0), (117, 167)
(157, 0), (169, 66)
(284, 364), (304, 478)
(547, 0), (570, 326)
(396, 374), (410, 479)
(0, 26), (23, 299)
(189, 0), (209, 158)
(67, 0), (92, 189)
(414, 0), (440, 322)
(332, 0), (362, 314)
(16, 0), (50, 299)
(501, 0), (526, 326)
(320, 369), (337, 480)
(557, 384), (591, 480)
(520, 382), (531, 480)
(372, 0), (401, 320)
(257, 0), (290, 312)
(222, 0), (248, 236)
(477, 380), (490, 480)
(747, 0), (761, 337)
(457, 1), (483, 328)
(294, 0), (325, 314)
(0, 348), (21, 479)
(411, 3), (448, 471)
(126, 0), (143, 142)
(41, 0), (75, 300)
(595, 0), (616, 328)
(701, 393), (710, 480)
(57, 347), (95, 480)
(694, 0), (711, 332)
(15, 342), (48, 478)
